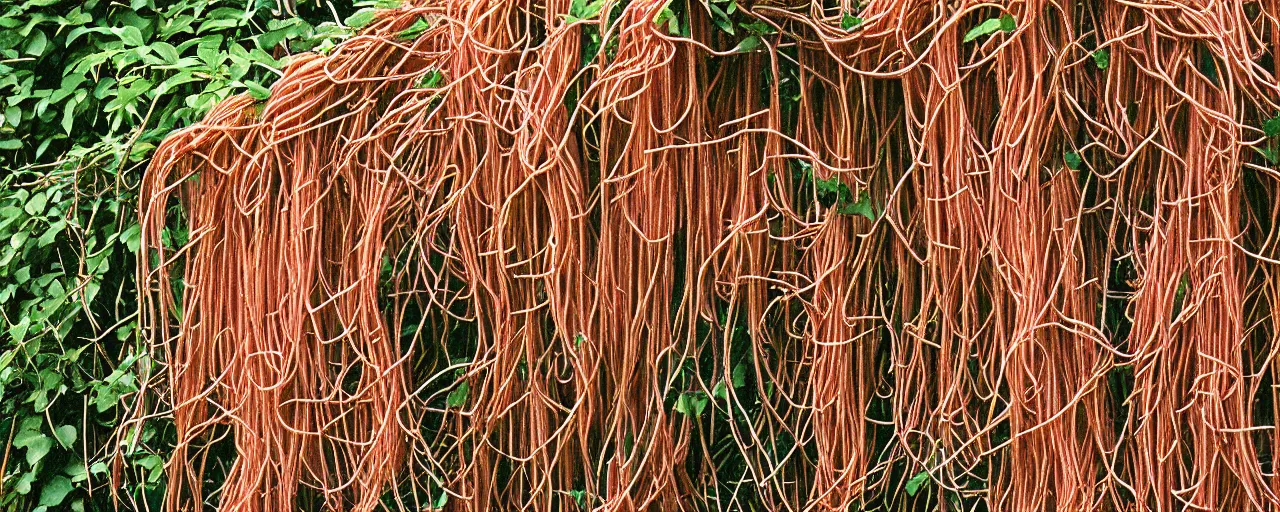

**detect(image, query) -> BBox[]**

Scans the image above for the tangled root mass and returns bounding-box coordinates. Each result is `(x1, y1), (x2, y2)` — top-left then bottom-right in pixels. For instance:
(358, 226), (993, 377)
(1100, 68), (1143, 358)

(133, 0), (1280, 510)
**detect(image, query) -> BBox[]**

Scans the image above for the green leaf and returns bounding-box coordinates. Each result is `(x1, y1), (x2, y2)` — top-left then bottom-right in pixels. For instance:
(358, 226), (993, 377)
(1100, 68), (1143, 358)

(674, 391), (708, 417)
(120, 224), (142, 252)
(245, 81), (271, 100)
(1093, 49), (1110, 70)
(0, 139), (21, 150)
(415, 69), (445, 88)
(25, 30), (48, 56)
(345, 9), (378, 29)
(397, 17), (431, 40)
(653, 6), (680, 36)
(713, 381), (728, 400)
(999, 13), (1015, 32)
(136, 454), (165, 483)
(1171, 272), (1190, 321)
(963, 17), (1004, 43)
(568, 0), (606, 21)
(94, 386), (119, 413)
(433, 490), (449, 509)
(905, 470), (930, 496)
(446, 381), (469, 408)
(1263, 113), (1280, 138)
(25, 436), (53, 465)
(569, 489), (586, 507)
(13, 419), (43, 447)
(115, 26), (144, 46)
(1258, 146), (1279, 164)
(734, 36), (761, 53)
(1064, 151), (1082, 170)
(838, 189), (877, 221)
(841, 13), (863, 31)
(54, 425), (76, 449)
(38, 476), (72, 507)
(151, 41), (180, 63)
(65, 460), (89, 482)
(61, 100), (76, 135)
(731, 364), (746, 388)
(25, 191), (47, 215)
(15, 471), (35, 495)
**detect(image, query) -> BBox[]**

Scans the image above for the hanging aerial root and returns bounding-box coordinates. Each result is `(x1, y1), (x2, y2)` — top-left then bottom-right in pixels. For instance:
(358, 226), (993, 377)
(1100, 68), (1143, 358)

(128, 0), (1280, 510)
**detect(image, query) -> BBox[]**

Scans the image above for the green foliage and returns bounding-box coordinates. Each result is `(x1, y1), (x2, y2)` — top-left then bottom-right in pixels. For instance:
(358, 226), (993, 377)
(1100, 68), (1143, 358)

(1257, 112), (1280, 164)
(841, 12), (864, 32)
(446, 380), (470, 408)
(563, 0), (607, 23)
(653, 3), (685, 37)
(0, 0), (359, 509)
(905, 470), (931, 496)
(963, 13), (1015, 43)
(673, 390), (709, 417)
(1093, 48), (1110, 70)
(795, 160), (879, 220)
(1064, 151), (1083, 170)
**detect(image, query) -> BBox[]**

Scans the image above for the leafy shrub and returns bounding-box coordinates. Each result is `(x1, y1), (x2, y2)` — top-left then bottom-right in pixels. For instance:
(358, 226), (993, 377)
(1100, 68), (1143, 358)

(0, 0), (361, 509)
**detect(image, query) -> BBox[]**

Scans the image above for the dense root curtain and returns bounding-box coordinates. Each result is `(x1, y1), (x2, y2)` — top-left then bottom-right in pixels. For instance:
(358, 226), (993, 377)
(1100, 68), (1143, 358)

(132, 0), (1280, 510)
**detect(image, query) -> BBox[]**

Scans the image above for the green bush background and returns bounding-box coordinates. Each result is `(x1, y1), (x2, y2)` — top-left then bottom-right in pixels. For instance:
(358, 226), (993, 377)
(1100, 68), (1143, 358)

(0, 1), (376, 509)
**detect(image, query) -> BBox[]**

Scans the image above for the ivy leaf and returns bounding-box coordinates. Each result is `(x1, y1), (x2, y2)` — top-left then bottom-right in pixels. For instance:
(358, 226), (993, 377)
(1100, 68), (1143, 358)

(707, 2), (732, 35)
(1263, 112), (1280, 138)
(14, 471), (35, 495)
(674, 391), (708, 417)
(54, 425), (77, 448)
(245, 81), (271, 100)
(24, 191), (47, 215)
(397, 17), (431, 40)
(1093, 49), (1110, 70)
(38, 476), (72, 507)
(713, 381), (728, 400)
(905, 470), (930, 496)
(114, 26), (144, 46)
(151, 41), (181, 63)
(416, 70), (445, 89)
(13, 418), (43, 447)
(963, 14), (1014, 43)
(1064, 151), (1082, 170)
(345, 9), (378, 29)
(25, 30), (48, 56)
(566, 0), (606, 22)
(25, 436), (53, 465)
(963, 18), (1001, 43)
(446, 381), (470, 408)
(64, 461), (89, 483)
(120, 224), (142, 253)
(734, 35), (761, 53)
(841, 13), (863, 32)
(999, 13), (1015, 32)
(838, 189), (877, 221)
(653, 6), (680, 36)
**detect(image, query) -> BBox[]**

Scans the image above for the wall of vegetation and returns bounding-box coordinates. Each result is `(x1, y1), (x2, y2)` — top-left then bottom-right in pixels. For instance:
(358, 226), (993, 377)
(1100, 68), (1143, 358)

(0, 1), (372, 510)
